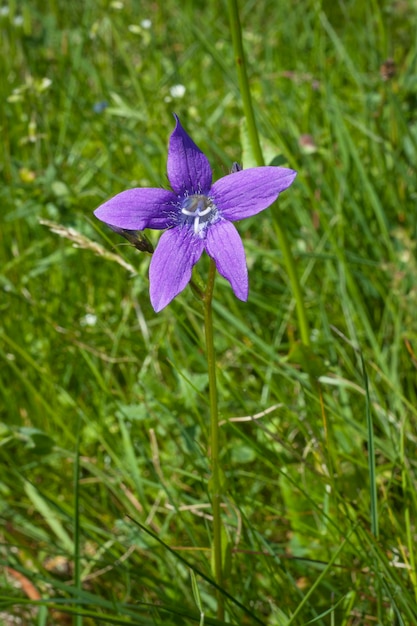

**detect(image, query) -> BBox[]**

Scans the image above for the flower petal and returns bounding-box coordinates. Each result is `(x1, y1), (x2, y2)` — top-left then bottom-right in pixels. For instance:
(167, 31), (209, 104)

(94, 188), (177, 230)
(149, 227), (205, 312)
(210, 167), (297, 221)
(167, 115), (212, 196)
(205, 220), (248, 301)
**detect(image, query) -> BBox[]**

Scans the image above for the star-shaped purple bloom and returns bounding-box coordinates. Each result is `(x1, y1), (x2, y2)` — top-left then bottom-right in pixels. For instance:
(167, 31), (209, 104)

(94, 116), (297, 312)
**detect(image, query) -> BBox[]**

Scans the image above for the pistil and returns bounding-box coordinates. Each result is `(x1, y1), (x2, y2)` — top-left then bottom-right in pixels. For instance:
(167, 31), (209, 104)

(181, 195), (216, 234)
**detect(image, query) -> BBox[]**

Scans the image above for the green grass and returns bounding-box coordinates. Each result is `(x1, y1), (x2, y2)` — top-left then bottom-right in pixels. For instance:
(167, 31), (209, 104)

(1, 0), (417, 624)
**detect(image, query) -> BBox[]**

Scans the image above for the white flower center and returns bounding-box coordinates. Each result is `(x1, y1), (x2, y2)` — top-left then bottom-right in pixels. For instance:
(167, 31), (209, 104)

(180, 194), (217, 234)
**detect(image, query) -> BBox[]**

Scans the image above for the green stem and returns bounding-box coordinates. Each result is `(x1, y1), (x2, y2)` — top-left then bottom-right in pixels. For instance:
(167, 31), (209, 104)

(227, 0), (264, 167)
(227, 0), (310, 346)
(273, 224), (310, 346)
(204, 258), (225, 621)
(74, 414), (83, 626)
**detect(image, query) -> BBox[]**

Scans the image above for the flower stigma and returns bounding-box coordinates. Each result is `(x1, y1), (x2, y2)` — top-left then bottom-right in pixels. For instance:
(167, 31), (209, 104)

(180, 194), (217, 235)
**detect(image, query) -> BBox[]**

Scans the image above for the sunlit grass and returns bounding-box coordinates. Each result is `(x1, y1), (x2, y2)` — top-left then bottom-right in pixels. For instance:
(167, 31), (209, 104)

(1, 0), (417, 624)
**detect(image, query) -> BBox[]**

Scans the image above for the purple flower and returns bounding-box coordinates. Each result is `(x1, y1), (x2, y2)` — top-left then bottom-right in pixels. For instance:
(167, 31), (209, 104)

(94, 116), (296, 312)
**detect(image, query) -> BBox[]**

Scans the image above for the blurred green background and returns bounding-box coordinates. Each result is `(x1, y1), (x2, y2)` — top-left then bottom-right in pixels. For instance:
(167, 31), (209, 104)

(1, 0), (417, 624)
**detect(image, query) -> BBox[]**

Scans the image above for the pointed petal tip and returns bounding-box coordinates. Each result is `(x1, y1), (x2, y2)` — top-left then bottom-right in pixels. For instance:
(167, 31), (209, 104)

(229, 281), (249, 302)
(149, 282), (170, 313)
(270, 166), (297, 187)
(288, 168), (297, 183)
(94, 204), (115, 225)
(235, 289), (249, 302)
(94, 205), (116, 223)
(171, 113), (183, 136)
(151, 299), (164, 313)
(280, 167), (297, 190)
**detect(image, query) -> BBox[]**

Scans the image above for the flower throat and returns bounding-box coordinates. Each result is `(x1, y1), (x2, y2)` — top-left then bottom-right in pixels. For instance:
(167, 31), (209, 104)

(181, 194), (216, 234)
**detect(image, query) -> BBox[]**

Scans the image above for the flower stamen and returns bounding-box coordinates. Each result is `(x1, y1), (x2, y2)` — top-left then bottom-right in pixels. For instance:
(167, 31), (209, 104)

(180, 194), (216, 234)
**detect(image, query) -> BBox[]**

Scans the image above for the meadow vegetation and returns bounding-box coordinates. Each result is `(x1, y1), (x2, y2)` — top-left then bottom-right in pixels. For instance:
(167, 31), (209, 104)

(1, 0), (417, 623)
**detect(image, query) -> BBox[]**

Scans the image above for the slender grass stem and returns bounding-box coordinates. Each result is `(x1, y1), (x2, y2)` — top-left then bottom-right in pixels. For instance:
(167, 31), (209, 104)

(401, 417), (417, 600)
(362, 354), (379, 538)
(74, 415), (82, 626)
(227, 0), (263, 167)
(227, 0), (310, 346)
(273, 223), (311, 346)
(203, 258), (225, 621)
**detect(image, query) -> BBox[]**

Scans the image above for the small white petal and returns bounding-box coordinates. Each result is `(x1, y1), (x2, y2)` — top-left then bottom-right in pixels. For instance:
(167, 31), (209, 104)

(80, 313), (98, 327)
(170, 84), (186, 99)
